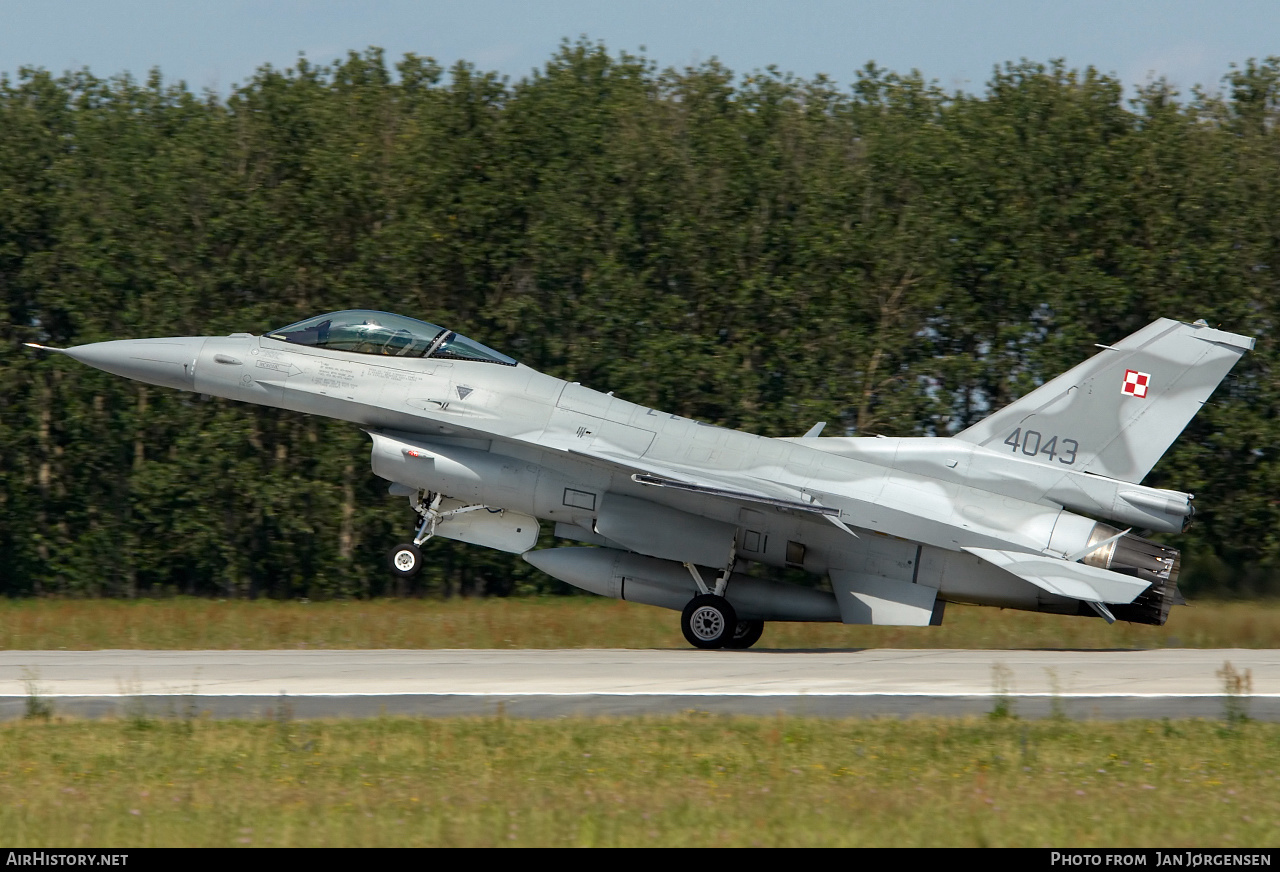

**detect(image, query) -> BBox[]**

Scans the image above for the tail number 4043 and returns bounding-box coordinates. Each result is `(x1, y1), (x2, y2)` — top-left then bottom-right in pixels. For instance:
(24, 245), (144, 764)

(1004, 429), (1079, 464)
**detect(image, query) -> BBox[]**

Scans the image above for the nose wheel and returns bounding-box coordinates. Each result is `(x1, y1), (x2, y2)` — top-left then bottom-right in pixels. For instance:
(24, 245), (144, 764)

(680, 594), (739, 649)
(388, 543), (423, 578)
(386, 490), (442, 579)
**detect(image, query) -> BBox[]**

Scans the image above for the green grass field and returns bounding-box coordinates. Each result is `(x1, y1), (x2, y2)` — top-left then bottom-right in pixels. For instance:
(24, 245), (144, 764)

(4, 598), (1277, 847)
(0, 596), (1278, 650)
(2, 715), (1277, 847)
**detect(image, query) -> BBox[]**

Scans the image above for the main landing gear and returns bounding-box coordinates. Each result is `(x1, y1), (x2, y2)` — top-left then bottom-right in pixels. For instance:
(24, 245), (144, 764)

(679, 559), (766, 650)
(725, 618), (765, 650)
(679, 597), (766, 649)
(681, 594), (738, 649)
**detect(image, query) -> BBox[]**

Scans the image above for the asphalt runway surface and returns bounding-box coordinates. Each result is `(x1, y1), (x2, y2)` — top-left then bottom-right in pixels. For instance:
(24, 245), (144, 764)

(1, 648), (1277, 720)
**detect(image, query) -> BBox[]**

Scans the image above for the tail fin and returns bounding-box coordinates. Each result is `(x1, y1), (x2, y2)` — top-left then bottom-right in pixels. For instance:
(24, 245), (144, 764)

(955, 319), (1253, 483)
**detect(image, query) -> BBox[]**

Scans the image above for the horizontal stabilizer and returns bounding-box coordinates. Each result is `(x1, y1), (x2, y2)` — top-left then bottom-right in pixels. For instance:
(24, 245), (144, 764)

(963, 547), (1151, 605)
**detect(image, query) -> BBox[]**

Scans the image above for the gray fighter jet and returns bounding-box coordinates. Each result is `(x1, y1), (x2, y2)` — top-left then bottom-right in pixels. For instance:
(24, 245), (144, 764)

(27, 311), (1253, 648)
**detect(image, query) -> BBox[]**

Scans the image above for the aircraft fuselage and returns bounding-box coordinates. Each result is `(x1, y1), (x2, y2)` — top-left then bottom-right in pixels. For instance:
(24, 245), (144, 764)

(37, 311), (1246, 642)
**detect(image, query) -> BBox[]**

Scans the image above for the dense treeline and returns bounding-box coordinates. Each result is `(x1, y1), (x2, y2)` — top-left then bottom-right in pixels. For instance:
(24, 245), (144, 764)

(1, 43), (1278, 599)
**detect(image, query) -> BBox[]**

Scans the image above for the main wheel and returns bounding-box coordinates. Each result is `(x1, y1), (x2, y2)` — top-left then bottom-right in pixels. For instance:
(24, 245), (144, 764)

(723, 619), (765, 650)
(681, 595), (738, 649)
(388, 542), (423, 578)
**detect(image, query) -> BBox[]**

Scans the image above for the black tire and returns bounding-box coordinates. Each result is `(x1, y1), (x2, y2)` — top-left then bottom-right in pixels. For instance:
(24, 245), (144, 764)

(723, 619), (765, 650)
(680, 594), (738, 649)
(388, 543), (423, 578)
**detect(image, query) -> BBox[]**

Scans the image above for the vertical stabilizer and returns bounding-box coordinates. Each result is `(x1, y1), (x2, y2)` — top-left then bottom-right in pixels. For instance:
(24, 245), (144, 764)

(955, 319), (1253, 483)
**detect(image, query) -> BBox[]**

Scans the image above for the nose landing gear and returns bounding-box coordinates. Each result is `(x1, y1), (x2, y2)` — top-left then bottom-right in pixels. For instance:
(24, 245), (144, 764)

(388, 542), (423, 578)
(386, 490), (442, 579)
(385, 489), (499, 578)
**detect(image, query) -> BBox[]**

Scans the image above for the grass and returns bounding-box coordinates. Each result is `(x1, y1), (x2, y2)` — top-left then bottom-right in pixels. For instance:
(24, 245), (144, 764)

(3, 597), (1274, 847)
(0, 596), (1279, 650)
(1, 714), (1277, 847)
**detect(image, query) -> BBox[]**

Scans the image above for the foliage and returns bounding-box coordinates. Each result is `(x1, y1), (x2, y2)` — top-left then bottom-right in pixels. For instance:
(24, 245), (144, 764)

(2, 44), (1279, 597)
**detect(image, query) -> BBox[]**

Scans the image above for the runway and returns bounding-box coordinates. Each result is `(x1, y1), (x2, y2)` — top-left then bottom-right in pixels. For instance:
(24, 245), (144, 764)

(2, 648), (1278, 720)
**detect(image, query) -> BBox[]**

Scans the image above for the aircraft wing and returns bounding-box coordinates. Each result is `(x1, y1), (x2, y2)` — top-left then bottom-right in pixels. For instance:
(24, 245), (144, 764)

(566, 443), (841, 517)
(403, 410), (842, 520)
(962, 547), (1151, 604)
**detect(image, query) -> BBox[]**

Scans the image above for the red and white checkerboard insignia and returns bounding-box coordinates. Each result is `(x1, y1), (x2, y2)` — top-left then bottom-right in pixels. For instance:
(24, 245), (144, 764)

(1122, 369), (1151, 398)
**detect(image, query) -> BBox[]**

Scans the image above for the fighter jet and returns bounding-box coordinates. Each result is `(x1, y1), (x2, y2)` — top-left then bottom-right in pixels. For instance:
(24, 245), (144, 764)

(26, 311), (1253, 648)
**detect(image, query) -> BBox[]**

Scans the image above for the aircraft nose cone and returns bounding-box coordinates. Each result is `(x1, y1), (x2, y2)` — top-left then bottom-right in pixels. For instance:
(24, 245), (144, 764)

(63, 337), (206, 391)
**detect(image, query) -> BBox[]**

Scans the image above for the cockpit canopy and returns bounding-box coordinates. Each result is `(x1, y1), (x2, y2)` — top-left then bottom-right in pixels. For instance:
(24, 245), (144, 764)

(265, 310), (517, 366)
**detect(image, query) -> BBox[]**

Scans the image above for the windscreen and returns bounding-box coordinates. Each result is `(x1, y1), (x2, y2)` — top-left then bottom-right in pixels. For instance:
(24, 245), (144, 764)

(431, 332), (517, 366)
(266, 310), (517, 365)
(267, 311), (445, 357)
